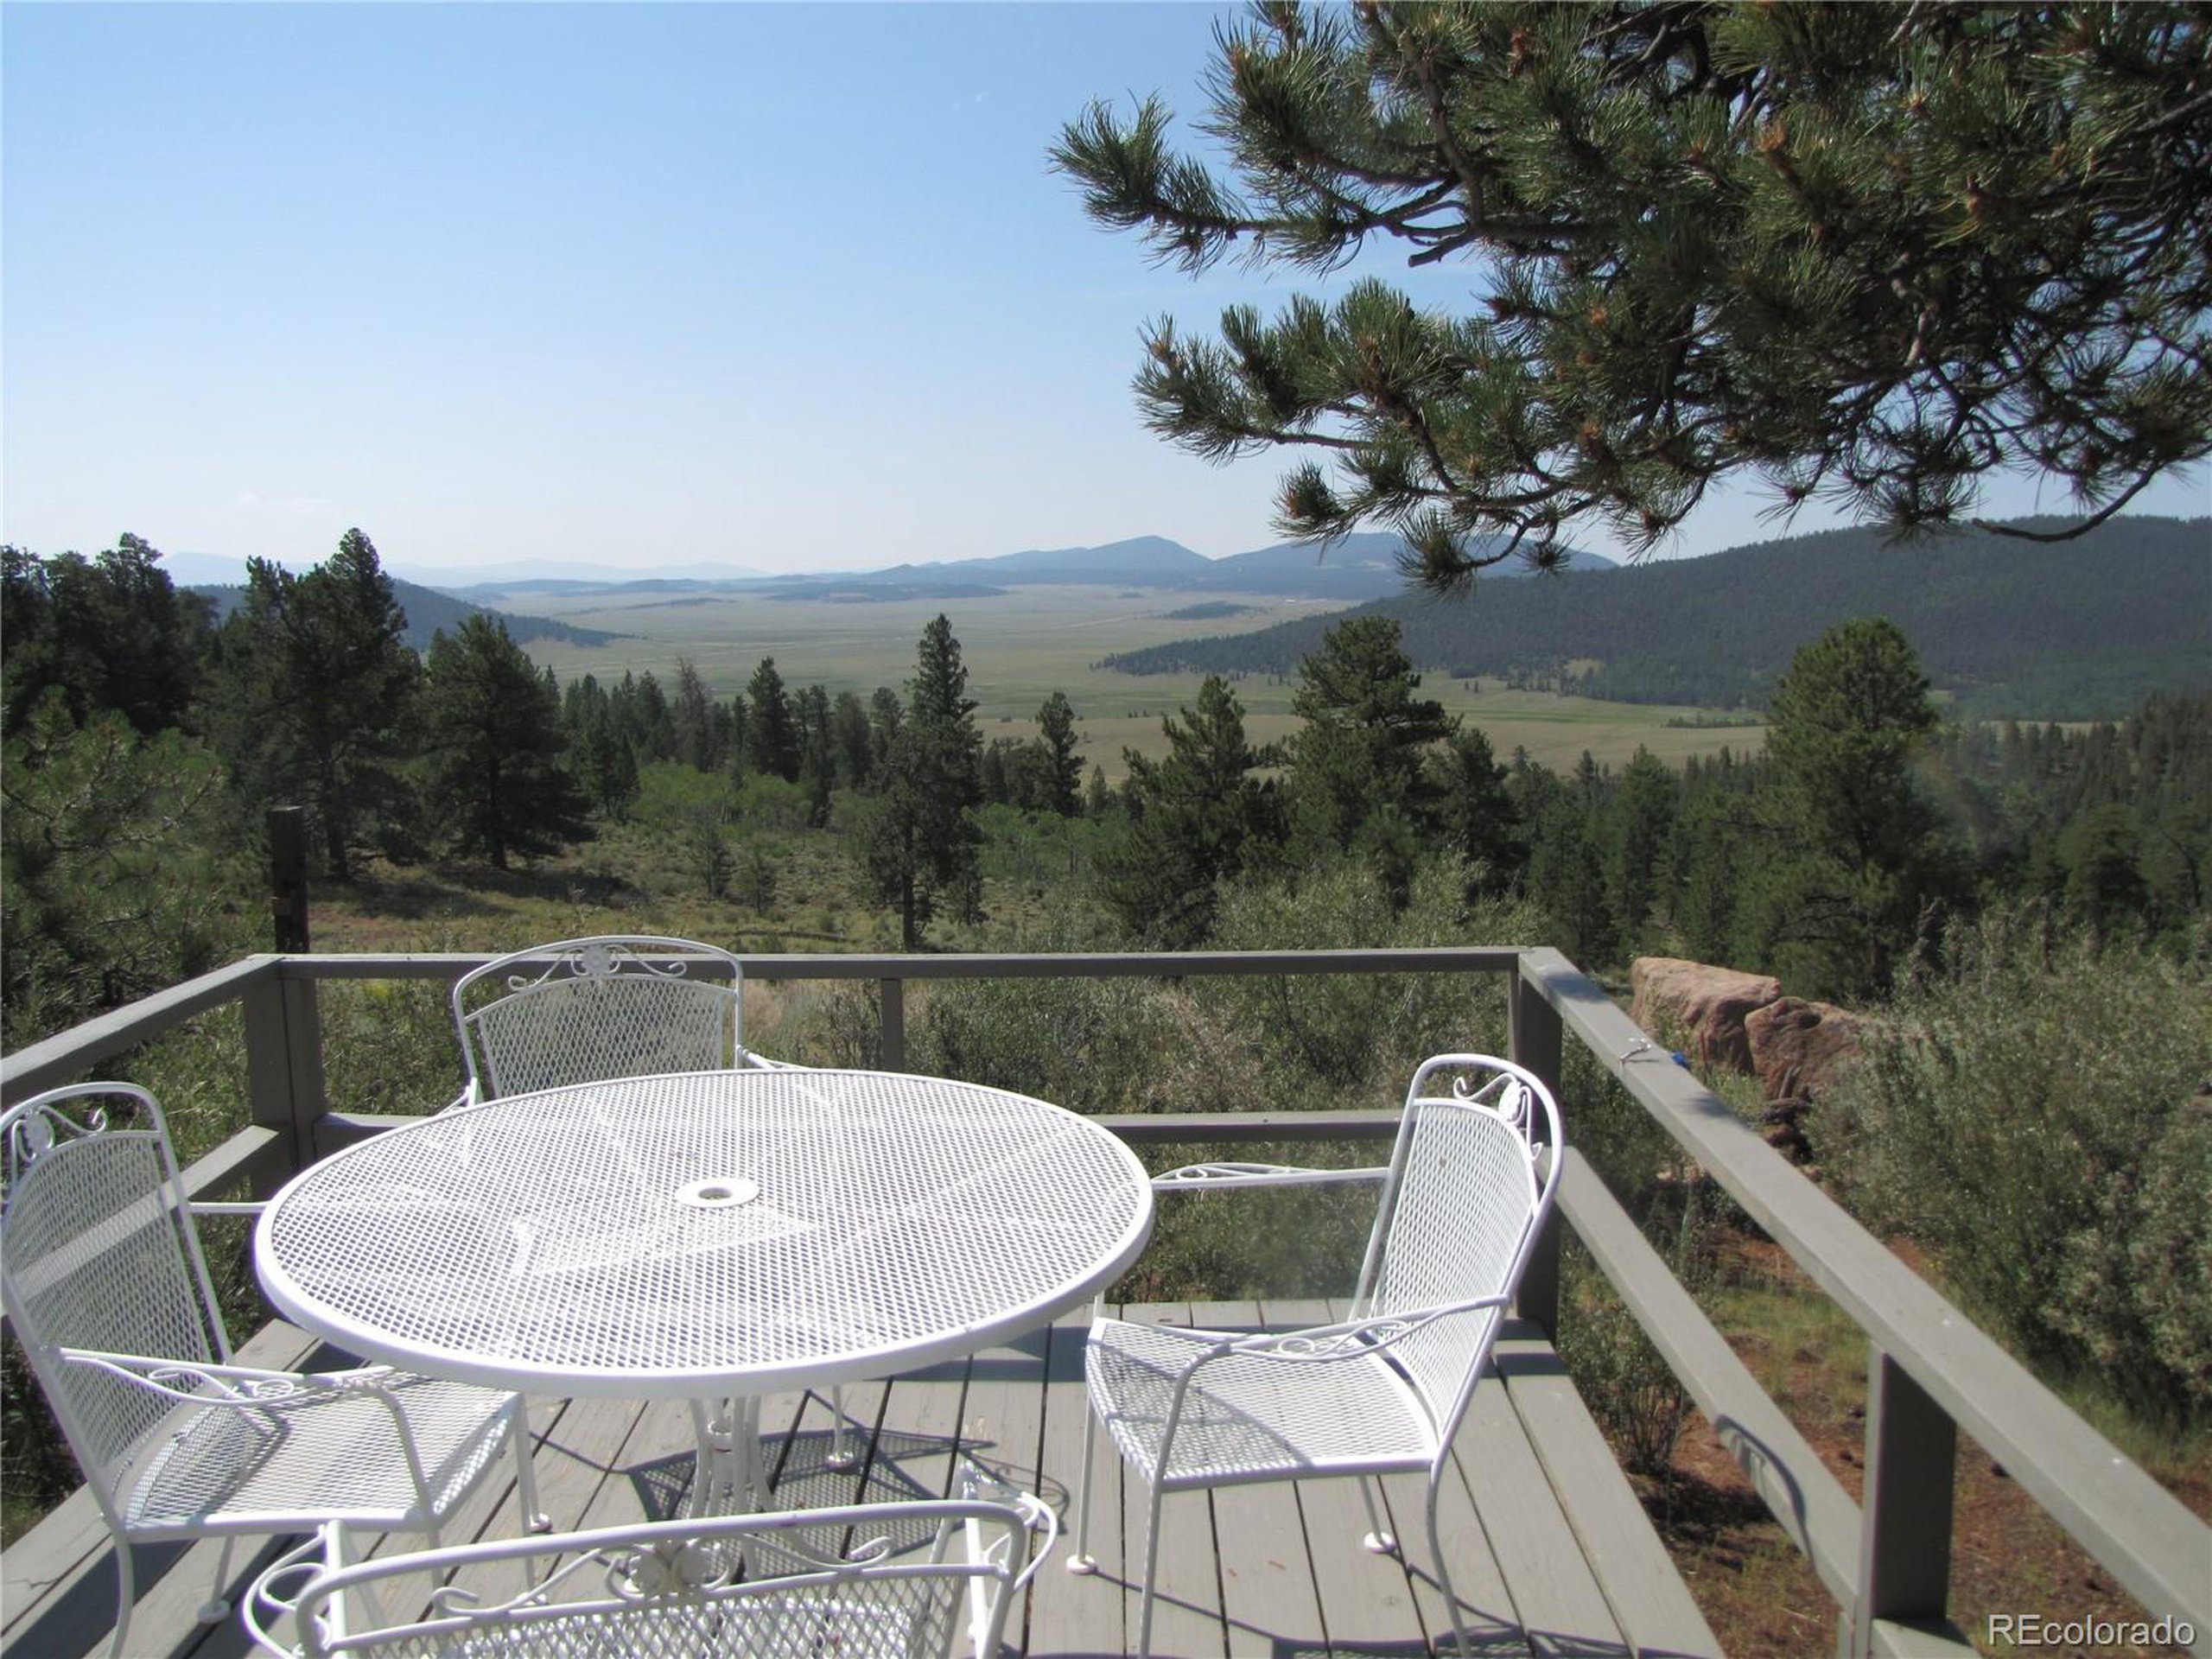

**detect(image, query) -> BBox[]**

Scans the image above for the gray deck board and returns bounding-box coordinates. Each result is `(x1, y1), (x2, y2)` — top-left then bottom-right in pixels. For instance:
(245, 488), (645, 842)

(1199, 1300), (1329, 1659)
(4, 1307), (1710, 1659)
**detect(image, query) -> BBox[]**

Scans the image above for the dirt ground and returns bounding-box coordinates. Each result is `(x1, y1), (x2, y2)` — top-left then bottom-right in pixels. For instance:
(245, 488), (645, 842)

(1633, 1238), (2208, 1659)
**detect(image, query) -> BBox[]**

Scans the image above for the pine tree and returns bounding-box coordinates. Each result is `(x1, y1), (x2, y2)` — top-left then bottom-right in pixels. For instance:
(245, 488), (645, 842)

(745, 658), (801, 782)
(1752, 618), (1962, 995)
(1035, 690), (1084, 817)
(671, 658), (719, 772)
(851, 616), (984, 947)
(1097, 676), (1281, 945)
(203, 528), (419, 880)
(1054, 3), (2212, 585)
(1428, 725), (1522, 893)
(419, 616), (590, 869)
(1285, 616), (1453, 854)
(2, 536), (213, 738)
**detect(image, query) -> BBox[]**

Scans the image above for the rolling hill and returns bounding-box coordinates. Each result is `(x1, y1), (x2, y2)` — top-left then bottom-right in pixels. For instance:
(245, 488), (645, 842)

(446, 531), (1613, 606)
(193, 577), (628, 652)
(1097, 517), (2211, 720)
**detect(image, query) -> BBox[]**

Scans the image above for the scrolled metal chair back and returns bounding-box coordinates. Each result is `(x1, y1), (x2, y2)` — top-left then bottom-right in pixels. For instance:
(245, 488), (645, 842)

(251, 1495), (1051, 1659)
(1351, 1053), (1561, 1446)
(452, 935), (748, 1102)
(0, 1083), (230, 1507)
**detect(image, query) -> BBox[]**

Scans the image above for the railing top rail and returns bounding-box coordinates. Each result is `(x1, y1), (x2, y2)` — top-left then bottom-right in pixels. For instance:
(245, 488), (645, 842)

(0, 956), (282, 1107)
(1518, 947), (2211, 1638)
(270, 947), (1527, 983)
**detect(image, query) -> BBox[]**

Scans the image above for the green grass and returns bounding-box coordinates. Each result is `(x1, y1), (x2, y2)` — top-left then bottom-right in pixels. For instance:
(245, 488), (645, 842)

(492, 582), (1766, 778)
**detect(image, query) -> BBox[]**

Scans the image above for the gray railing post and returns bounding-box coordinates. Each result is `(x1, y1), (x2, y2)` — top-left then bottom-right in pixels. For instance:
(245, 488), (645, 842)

(879, 977), (906, 1072)
(241, 958), (327, 1192)
(1847, 1346), (1957, 1656)
(1510, 957), (1565, 1336)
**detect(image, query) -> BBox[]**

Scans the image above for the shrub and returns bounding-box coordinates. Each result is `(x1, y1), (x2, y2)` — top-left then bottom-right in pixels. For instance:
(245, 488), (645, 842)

(1815, 909), (2212, 1420)
(1201, 853), (1541, 1094)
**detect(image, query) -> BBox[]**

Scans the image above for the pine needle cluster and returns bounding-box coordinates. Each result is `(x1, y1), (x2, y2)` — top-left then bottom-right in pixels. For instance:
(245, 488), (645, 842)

(1052, 2), (2212, 589)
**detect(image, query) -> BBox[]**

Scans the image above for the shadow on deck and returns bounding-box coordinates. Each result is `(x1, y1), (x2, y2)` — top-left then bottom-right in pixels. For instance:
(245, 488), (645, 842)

(2, 1304), (1719, 1659)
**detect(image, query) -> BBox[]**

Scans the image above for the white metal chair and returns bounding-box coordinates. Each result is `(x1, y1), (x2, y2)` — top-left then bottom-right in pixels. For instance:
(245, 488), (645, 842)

(448, 934), (785, 1109)
(245, 1489), (1058, 1659)
(1071, 1052), (1563, 1659)
(0, 1083), (545, 1659)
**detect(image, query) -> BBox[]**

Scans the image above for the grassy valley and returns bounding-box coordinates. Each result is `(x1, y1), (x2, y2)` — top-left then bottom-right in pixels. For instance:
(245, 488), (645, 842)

(474, 582), (1767, 779)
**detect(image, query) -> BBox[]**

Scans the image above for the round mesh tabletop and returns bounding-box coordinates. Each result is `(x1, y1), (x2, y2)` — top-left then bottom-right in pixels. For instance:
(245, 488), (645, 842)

(255, 1070), (1154, 1398)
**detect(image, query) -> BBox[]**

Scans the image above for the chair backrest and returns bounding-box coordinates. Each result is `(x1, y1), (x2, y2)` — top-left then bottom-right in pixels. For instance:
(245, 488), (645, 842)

(0, 1083), (231, 1510)
(257, 1496), (1046, 1659)
(451, 935), (750, 1102)
(1351, 1053), (1562, 1448)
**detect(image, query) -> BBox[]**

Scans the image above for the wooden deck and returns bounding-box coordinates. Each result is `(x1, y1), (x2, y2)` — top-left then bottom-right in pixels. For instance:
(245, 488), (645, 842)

(4, 1303), (1723, 1659)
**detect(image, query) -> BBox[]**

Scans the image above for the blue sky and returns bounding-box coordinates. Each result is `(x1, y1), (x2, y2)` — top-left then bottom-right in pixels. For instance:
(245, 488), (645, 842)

(5, 2), (2202, 580)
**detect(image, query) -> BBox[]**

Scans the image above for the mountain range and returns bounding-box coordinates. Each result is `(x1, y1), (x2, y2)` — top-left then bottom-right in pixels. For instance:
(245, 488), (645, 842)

(192, 577), (626, 653)
(1099, 517), (2211, 721)
(434, 532), (1618, 605)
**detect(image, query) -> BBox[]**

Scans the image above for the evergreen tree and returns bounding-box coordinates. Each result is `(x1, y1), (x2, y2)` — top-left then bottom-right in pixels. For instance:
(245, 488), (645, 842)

(1035, 690), (1084, 817)
(1285, 616), (1453, 854)
(850, 616), (984, 947)
(419, 616), (590, 869)
(830, 690), (874, 787)
(1752, 618), (1961, 996)
(867, 687), (905, 775)
(671, 658), (719, 772)
(1609, 747), (1679, 942)
(1097, 676), (1281, 945)
(621, 670), (677, 763)
(1054, 3), (2211, 583)
(1428, 725), (1522, 893)
(2, 536), (213, 738)
(203, 528), (419, 880)
(1518, 759), (1618, 968)
(745, 658), (801, 782)
(2, 697), (238, 1043)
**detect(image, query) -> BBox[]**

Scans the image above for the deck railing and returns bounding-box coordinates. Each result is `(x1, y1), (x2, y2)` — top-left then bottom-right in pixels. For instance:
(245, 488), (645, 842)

(3, 947), (2205, 1659)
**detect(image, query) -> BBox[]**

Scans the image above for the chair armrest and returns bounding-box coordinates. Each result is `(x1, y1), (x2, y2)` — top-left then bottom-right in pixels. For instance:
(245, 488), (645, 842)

(188, 1199), (266, 1218)
(243, 1528), (334, 1658)
(1151, 1162), (1389, 1192)
(1220, 1293), (1515, 1364)
(58, 1349), (417, 1408)
(957, 1472), (1059, 1591)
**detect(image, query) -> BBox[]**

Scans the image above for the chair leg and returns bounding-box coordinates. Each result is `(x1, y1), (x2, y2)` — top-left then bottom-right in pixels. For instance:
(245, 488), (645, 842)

(105, 1541), (136, 1659)
(1068, 1385), (1101, 1573)
(199, 1534), (236, 1620)
(826, 1383), (857, 1472)
(1135, 1478), (1166, 1659)
(1358, 1475), (1397, 1554)
(1426, 1475), (1473, 1659)
(509, 1397), (550, 1530)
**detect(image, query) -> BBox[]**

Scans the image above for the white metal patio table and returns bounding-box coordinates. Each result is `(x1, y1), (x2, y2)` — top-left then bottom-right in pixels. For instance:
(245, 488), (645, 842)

(254, 1067), (1154, 1515)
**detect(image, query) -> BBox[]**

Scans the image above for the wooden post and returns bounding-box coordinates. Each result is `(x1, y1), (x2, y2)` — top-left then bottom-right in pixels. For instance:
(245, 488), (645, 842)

(241, 962), (327, 1191)
(268, 805), (311, 952)
(1849, 1346), (1957, 1656)
(878, 977), (906, 1071)
(1510, 957), (1566, 1336)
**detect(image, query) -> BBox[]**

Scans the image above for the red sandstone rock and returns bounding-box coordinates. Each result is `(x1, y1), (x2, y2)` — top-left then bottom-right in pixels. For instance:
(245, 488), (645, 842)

(1627, 957), (1783, 1074)
(1746, 995), (1869, 1103)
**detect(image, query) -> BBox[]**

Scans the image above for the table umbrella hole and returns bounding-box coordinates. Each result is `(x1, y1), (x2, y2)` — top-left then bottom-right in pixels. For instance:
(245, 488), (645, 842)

(677, 1178), (760, 1209)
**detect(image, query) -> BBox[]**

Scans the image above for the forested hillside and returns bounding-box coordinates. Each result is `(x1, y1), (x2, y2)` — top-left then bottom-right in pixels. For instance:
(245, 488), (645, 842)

(194, 574), (626, 652)
(1102, 517), (2210, 718)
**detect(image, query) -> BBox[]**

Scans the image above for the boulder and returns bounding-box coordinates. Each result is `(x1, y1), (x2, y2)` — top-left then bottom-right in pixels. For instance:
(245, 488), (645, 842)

(1627, 958), (1783, 1075)
(1746, 996), (1869, 1103)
